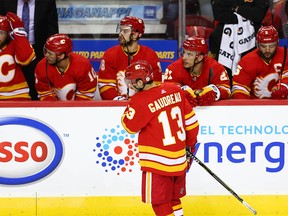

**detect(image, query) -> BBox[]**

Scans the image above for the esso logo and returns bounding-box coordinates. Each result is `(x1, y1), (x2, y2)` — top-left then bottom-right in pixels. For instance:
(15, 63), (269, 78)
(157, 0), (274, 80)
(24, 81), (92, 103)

(0, 117), (63, 185)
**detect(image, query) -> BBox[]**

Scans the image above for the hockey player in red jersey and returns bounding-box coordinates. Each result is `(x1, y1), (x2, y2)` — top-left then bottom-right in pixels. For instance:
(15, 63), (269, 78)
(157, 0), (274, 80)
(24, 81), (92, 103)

(164, 36), (231, 106)
(121, 60), (199, 216)
(232, 25), (288, 99)
(0, 13), (35, 100)
(35, 34), (97, 101)
(98, 16), (162, 100)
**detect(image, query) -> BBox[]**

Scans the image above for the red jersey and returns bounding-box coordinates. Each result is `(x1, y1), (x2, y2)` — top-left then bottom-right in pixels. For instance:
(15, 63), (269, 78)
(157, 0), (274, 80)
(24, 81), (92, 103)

(98, 45), (162, 100)
(121, 83), (199, 176)
(35, 53), (97, 101)
(232, 47), (288, 99)
(0, 34), (35, 100)
(164, 56), (231, 100)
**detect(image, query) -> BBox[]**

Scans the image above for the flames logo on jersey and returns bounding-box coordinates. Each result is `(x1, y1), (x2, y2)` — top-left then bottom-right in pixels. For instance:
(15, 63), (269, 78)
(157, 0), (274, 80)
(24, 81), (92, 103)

(93, 124), (139, 175)
(54, 83), (76, 100)
(254, 73), (278, 98)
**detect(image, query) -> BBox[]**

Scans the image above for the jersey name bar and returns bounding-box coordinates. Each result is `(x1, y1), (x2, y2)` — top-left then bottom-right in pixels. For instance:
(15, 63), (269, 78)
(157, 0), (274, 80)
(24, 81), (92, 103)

(148, 92), (182, 113)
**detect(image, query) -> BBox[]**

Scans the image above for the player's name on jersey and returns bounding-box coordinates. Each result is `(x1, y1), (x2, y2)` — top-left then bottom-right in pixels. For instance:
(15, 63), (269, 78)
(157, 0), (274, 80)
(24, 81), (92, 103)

(148, 92), (181, 113)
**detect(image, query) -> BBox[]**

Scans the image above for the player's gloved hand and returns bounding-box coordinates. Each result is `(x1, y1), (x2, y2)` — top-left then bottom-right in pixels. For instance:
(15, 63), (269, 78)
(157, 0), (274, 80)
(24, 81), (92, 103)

(6, 12), (24, 29)
(186, 146), (195, 172)
(271, 83), (288, 99)
(197, 84), (220, 106)
(181, 85), (198, 107)
(6, 12), (27, 38)
(113, 95), (127, 101)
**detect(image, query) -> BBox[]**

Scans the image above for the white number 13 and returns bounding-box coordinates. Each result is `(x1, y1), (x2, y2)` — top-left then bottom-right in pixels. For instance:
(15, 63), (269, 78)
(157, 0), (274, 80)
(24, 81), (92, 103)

(158, 106), (185, 146)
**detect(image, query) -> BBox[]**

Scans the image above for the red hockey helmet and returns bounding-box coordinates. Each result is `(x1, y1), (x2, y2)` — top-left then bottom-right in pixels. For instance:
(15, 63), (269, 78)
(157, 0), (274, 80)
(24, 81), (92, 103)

(119, 16), (145, 39)
(125, 60), (153, 85)
(182, 36), (208, 54)
(0, 15), (11, 32)
(44, 34), (72, 56)
(256, 25), (279, 43)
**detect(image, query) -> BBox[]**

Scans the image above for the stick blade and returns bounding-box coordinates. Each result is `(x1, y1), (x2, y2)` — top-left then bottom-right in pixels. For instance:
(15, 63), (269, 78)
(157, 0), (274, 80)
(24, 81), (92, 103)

(242, 200), (257, 215)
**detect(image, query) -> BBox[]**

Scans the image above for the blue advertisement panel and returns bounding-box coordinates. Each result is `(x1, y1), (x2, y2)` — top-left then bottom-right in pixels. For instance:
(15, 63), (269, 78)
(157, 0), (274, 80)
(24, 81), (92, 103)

(57, 4), (162, 21)
(72, 39), (178, 72)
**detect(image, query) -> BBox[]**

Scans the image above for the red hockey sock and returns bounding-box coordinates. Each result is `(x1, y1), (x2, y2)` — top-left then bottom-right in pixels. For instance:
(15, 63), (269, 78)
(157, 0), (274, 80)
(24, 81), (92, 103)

(172, 199), (183, 216)
(152, 202), (174, 216)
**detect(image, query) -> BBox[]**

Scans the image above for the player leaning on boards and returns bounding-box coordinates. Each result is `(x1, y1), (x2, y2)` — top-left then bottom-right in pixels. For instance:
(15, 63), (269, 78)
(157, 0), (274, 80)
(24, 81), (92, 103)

(232, 25), (288, 99)
(121, 60), (199, 216)
(34, 34), (97, 101)
(98, 16), (162, 100)
(0, 13), (35, 100)
(164, 36), (231, 107)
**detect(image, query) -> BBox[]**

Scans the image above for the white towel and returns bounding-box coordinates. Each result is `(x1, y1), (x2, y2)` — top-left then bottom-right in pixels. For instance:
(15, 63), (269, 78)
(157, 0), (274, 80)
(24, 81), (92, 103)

(218, 13), (256, 75)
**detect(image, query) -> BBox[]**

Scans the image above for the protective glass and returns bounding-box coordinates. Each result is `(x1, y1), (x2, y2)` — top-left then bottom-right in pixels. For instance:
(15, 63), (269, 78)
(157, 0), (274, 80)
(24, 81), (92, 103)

(124, 77), (137, 88)
(43, 46), (57, 56)
(116, 25), (132, 34)
(181, 49), (197, 58)
(258, 42), (278, 49)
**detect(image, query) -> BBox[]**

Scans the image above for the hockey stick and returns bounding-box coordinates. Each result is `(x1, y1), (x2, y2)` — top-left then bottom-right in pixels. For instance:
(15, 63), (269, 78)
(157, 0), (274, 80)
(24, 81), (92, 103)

(277, 45), (287, 89)
(190, 153), (257, 215)
(208, 67), (213, 85)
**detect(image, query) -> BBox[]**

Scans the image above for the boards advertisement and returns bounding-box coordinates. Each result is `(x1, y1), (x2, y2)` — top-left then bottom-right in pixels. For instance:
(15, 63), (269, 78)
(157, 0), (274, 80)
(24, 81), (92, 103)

(0, 101), (287, 215)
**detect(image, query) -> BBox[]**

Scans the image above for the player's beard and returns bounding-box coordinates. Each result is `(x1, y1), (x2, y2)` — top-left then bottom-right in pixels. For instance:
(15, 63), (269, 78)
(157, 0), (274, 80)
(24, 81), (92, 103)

(0, 38), (9, 49)
(49, 56), (65, 66)
(118, 34), (133, 47)
(258, 49), (276, 62)
(0, 40), (5, 49)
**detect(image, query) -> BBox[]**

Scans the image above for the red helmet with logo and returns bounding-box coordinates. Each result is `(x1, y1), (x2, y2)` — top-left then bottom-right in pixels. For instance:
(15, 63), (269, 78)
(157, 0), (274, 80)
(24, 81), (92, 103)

(256, 25), (279, 43)
(0, 15), (11, 32)
(125, 60), (153, 85)
(119, 16), (145, 39)
(44, 34), (72, 56)
(182, 36), (208, 54)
